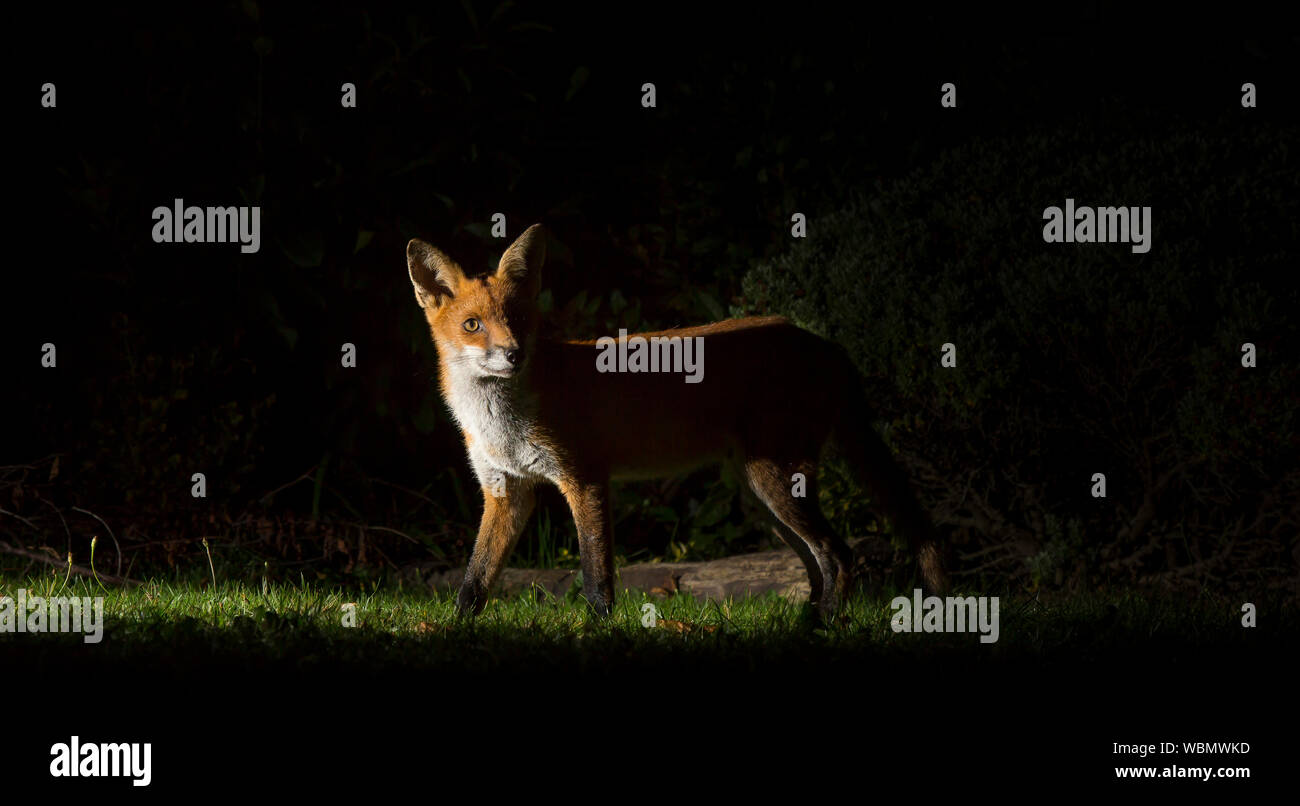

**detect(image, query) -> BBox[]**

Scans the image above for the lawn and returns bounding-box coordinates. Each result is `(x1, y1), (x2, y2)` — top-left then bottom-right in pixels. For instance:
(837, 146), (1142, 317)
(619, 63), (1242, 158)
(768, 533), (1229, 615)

(4, 570), (1291, 793)
(3, 572), (1289, 675)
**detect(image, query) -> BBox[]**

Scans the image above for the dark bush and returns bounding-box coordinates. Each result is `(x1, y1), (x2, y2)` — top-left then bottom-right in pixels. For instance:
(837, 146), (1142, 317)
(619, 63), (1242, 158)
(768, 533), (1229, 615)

(740, 116), (1299, 595)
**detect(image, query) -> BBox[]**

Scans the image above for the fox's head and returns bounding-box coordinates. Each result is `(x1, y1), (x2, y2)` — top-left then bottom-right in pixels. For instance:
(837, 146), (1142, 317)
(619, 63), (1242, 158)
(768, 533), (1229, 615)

(406, 223), (545, 381)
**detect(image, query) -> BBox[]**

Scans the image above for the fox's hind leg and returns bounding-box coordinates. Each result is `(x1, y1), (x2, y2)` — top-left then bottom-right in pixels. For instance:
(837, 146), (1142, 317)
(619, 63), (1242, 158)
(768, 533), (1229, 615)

(744, 457), (854, 619)
(772, 523), (824, 607)
(732, 457), (823, 604)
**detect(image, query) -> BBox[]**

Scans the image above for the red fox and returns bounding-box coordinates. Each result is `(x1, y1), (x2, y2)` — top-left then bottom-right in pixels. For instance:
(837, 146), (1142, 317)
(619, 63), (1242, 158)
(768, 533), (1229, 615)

(406, 224), (948, 619)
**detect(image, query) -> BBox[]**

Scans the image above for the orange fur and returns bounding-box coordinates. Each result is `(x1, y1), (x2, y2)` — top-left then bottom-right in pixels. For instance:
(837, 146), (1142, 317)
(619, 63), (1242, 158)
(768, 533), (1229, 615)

(406, 224), (947, 619)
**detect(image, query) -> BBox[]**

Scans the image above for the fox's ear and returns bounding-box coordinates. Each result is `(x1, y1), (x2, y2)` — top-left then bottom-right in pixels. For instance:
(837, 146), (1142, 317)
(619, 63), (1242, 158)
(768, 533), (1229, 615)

(407, 239), (464, 309)
(496, 223), (545, 297)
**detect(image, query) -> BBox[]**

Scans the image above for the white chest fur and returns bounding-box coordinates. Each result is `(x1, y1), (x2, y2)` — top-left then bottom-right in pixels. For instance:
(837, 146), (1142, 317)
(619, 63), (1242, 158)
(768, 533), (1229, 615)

(444, 365), (557, 492)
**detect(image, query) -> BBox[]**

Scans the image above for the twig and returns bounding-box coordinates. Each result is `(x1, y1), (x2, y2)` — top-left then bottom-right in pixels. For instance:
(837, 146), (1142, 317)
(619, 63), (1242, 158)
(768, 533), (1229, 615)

(353, 524), (422, 545)
(958, 542), (1022, 561)
(370, 478), (440, 508)
(956, 553), (1024, 576)
(39, 496), (73, 554)
(0, 539), (140, 586)
(0, 507), (41, 533)
(257, 467), (318, 504)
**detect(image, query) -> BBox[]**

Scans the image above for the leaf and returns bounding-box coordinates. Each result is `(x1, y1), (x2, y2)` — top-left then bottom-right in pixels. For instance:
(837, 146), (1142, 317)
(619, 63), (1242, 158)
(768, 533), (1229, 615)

(657, 619), (717, 634)
(278, 230), (324, 268)
(391, 156), (439, 177)
(566, 66), (590, 102)
(695, 289), (725, 321)
(459, 0), (479, 31)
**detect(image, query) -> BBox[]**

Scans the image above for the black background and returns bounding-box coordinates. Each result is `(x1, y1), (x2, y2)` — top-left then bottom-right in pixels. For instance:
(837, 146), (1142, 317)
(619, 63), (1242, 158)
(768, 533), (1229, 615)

(4, 0), (1297, 796)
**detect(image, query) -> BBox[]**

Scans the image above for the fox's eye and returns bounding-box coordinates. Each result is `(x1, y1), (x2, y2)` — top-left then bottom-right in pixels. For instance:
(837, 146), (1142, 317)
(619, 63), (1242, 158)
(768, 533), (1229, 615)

(463, 318), (480, 333)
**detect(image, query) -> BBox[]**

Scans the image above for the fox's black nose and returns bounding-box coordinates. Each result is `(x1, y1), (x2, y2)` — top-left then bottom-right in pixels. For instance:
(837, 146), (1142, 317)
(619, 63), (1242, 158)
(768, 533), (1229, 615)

(505, 348), (523, 365)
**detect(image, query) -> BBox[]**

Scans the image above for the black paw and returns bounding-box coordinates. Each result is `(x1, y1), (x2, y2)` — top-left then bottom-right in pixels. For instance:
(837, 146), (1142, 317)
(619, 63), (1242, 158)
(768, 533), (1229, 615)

(456, 582), (486, 617)
(584, 591), (613, 617)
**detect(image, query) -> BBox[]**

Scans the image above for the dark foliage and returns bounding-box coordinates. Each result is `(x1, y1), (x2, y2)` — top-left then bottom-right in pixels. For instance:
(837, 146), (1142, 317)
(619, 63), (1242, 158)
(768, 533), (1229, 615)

(742, 118), (1299, 594)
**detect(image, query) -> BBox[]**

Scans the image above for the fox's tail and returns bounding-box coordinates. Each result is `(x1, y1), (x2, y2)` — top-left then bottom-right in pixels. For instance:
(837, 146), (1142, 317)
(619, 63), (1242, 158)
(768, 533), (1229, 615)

(832, 372), (949, 594)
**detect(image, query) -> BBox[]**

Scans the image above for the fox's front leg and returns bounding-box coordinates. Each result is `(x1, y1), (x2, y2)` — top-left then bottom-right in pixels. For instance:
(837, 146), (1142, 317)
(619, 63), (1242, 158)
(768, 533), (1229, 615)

(457, 474), (536, 617)
(562, 479), (615, 616)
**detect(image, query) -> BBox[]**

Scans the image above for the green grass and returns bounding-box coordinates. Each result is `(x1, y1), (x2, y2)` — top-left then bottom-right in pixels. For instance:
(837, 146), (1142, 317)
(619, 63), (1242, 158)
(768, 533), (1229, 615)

(2, 571), (1293, 679)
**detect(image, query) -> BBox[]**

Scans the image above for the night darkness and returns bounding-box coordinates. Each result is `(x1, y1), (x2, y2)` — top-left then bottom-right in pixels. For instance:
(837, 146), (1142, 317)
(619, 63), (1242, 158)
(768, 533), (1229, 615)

(3, 1), (1298, 796)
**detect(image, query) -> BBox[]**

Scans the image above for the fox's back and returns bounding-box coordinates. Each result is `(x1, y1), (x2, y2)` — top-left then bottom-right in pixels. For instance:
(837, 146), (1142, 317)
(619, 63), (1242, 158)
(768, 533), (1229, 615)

(533, 316), (854, 478)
